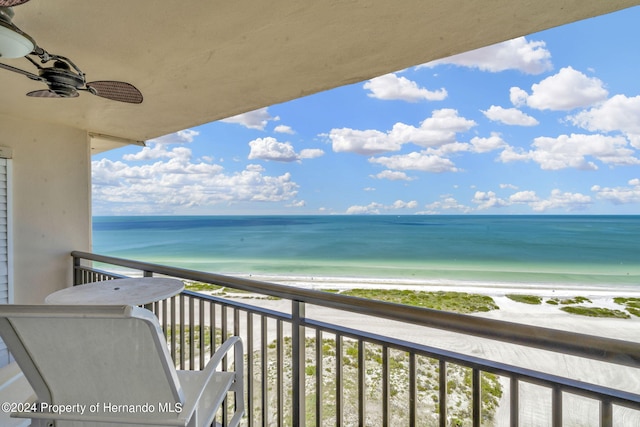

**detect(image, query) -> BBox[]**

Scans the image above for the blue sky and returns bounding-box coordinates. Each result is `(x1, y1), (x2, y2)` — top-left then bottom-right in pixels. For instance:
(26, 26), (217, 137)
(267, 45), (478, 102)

(93, 7), (640, 216)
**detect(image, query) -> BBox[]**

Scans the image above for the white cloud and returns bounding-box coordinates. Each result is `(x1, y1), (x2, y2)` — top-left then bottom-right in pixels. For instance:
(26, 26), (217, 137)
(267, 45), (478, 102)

(509, 190), (538, 203)
(469, 133), (508, 153)
(400, 109), (476, 148)
(502, 189), (592, 211)
(370, 152), (459, 173)
(509, 87), (529, 107)
(274, 125), (295, 134)
(472, 191), (509, 210)
(425, 141), (470, 156)
(500, 183), (518, 190)
(468, 188), (592, 212)
(329, 109), (476, 155)
(221, 107), (278, 130)
(249, 137), (298, 162)
(364, 73), (447, 102)
(423, 196), (472, 214)
(499, 133), (640, 170)
(330, 111), (506, 174)
(248, 137), (324, 162)
(482, 105), (539, 126)
(149, 129), (200, 145)
(569, 94), (640, 148)
(393, 200), (419, 209)
(125, 129), (201, 161)
(511, 67), (608, 111)
(346, 200), (418, 214)
(329, 128), (402, 155)
(299, 148), (325, 159)
(370, 170), (416, 181)
(123, 144), (185, 161)
(286, 200), (306, 208)
(528, 189), (592, 212)
(366, 134), (505, 175)
(592, 179), (640, 204)
(408, 108), (476, 147)
(421, 37), (552, 75)
(345, 203), (382, 215)
(92, 146), (298, 214)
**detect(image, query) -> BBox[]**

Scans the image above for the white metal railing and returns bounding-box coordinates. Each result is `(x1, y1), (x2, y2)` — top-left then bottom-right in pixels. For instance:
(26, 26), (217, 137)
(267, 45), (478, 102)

(72, 251), (640, 427)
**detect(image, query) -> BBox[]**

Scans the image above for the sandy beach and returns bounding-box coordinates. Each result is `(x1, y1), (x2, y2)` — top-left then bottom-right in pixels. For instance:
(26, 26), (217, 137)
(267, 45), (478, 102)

(206, 274), (640, 426)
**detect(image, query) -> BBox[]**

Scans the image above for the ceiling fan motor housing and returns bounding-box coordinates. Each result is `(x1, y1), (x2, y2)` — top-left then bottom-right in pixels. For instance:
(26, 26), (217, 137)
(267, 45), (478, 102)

(39, 61), (83, 97)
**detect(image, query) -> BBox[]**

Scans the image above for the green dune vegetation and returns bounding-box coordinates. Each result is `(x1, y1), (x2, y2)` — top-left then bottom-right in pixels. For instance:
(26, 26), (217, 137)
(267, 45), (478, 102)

(186, 281), (640, 320)
(258, 336), (502, 427)
(335, 289), (499, 314)
(505, 294), (542, 305)
(613, 297), (640, 317)
(507, 293), (639, 319)
(560, 306), (630, 319)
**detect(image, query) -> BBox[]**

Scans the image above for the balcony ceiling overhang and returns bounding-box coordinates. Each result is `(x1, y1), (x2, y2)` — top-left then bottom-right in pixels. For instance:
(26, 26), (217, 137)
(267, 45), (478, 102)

(1, 1), (639, 152)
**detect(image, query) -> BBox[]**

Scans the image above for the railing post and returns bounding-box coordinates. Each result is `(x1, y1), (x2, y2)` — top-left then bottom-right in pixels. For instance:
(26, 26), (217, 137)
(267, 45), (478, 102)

(382, 346), (390, 427)
(72, 254), (81, 285)
(472, 368), (481, 427)
(261, 316), (268, 426)
(143, 271), (154, 311)
(292, 300), (306, 427)
(315, 329), (323, 426)
(277, 319), (284, 427)
(358, 340), (366, 424)
(439, 360), (447, 427)
(336, 335), (343, 426)
(510, 377), (519, 427)
(601, 400), (613, 427)
(552, 386), (563, 427)
(409, 352), (416, 426)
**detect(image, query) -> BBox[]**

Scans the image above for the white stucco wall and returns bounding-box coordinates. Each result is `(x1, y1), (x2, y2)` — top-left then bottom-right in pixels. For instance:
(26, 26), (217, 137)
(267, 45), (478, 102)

(0, 114), (91, 304)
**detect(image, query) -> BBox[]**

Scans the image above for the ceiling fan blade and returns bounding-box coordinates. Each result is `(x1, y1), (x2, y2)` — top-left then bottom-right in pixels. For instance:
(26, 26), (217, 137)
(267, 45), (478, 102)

(27, 89), (78, 98)
(0, 0), (30, 6)
(86, 81), (143, 104)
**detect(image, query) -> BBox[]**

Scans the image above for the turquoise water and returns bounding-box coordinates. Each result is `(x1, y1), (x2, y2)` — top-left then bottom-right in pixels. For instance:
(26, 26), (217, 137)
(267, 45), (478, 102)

(92, 215), (640, 287)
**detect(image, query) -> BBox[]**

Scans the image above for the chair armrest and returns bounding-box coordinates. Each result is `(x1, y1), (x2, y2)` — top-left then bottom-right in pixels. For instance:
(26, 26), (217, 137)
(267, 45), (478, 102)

(179, 336), (244, 425)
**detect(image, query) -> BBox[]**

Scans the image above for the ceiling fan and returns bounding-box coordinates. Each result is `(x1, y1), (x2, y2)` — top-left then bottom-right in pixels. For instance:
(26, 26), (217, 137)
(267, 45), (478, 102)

(0, 0), (143, 103)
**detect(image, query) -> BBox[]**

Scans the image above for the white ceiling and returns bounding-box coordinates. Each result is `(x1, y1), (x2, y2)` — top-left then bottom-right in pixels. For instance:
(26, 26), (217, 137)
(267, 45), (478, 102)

(2, 1), (639, 150)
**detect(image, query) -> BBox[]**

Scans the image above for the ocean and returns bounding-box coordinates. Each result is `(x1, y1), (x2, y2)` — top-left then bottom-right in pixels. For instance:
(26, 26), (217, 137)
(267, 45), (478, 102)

(92, 215), (640, 288)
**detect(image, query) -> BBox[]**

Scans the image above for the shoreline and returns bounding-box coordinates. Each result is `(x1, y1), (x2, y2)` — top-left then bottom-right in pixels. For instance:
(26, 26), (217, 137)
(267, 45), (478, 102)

(230, 271), (640, 298)
(109, 263), (640, 321)
(201, 272), (640, 347)
(191, 271), (640, 340)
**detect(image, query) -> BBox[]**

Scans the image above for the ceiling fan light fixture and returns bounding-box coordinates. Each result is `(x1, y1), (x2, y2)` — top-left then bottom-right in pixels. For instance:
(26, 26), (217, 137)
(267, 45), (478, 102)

(0, 8), (33, 58)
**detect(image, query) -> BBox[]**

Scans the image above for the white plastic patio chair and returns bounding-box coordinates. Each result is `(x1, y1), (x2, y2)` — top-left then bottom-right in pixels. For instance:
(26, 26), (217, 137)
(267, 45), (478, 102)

(0, 304), (244, 427)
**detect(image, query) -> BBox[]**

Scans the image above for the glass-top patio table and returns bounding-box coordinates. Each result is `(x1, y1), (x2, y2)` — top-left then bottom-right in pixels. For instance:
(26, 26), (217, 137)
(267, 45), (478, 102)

(45, 277), (184, 305)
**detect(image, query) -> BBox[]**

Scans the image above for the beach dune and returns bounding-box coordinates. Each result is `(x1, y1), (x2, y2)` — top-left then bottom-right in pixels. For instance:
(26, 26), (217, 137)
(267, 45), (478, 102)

(200, 275), (640, 426)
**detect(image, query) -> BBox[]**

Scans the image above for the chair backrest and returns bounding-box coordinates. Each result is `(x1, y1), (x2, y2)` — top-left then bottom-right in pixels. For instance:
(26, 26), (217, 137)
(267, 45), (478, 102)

(0, 305), (183, 416)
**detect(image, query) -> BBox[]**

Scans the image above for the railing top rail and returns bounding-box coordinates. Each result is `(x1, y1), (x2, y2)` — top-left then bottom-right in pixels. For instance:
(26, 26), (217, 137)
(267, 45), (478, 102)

(72, 251), (640, 368)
